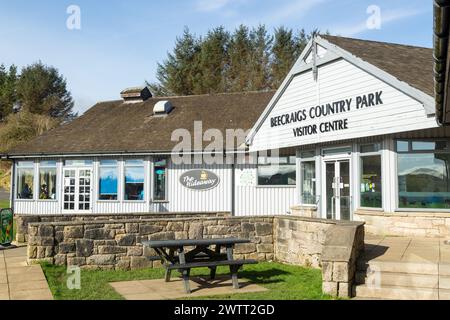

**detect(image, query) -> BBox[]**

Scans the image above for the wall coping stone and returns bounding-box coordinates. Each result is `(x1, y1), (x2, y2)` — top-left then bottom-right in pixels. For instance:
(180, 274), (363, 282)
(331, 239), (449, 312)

(17, 211), (230, 218)
(355, 209), (450, 218)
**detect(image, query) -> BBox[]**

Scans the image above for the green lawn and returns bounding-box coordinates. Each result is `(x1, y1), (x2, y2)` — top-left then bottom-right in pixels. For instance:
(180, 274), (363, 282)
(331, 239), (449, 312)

(41, 262), (332, 300)
(0, 199), (10, 209)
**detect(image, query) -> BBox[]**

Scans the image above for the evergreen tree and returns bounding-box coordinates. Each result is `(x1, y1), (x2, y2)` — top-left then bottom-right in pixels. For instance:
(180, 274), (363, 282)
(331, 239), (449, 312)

(16, 62), (76, 121)
(0, 64), (18, 120)
(271, 27), (297, 88)
(194, 26), (230, 94)
(226, 25), (252, 92)
(155, 27), (201, 96)
(248, 25), (272, 91)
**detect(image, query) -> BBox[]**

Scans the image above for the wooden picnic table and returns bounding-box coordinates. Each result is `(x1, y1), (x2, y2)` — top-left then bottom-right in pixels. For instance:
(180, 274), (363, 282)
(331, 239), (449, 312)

(142, 238), (257, 294)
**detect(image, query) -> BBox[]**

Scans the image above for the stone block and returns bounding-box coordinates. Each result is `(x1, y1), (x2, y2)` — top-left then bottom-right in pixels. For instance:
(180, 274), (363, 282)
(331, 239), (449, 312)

(338, 282), (351, 298)
(84, 228), (114, 240)
(59, 242), (76, 254)
(167, 222), (184, 232)
(27, 245), (37, 259)
(87, 254), (115, 265)
(127, 246), (143, 256)
(130, 256), (152, 269)
(125, 223), (139, 233)
(116, 258), (131, 270)
(333, 262), (350, 282)
(139, 224), (163, 235)
(241, 223), (255, 233)
(76, 239), (94, 257)
(188, 223), (203, 239)
(322, 281), (338, 297)
(67, 257), (86, 266)
(256, 223), (272, 236)
(322, 261), (333, 282)
(256, 244), (273, 253)
(116, 234), (136, 246)
(54, 254), (67, 266)
(38, 225), (54, 237)
(98, 245), (127, 254)
(234, 243), (256, 254)
(149, 231), (175, 241)
(64, 226), (83, 239)
(55, 231), (64, 243)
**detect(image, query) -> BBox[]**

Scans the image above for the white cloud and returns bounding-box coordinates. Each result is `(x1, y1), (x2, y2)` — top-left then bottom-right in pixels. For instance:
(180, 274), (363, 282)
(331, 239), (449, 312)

(331, 8), (424, 37)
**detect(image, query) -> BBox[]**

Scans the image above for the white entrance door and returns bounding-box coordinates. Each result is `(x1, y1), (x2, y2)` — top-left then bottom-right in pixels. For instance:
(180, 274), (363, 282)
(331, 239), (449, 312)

(63, 168), (92, 213)
(323, 159), (352, 220)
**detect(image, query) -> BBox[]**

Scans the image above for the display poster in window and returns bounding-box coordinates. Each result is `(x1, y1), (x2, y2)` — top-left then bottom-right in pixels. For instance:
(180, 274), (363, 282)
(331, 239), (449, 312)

(237, 169), (256, 187)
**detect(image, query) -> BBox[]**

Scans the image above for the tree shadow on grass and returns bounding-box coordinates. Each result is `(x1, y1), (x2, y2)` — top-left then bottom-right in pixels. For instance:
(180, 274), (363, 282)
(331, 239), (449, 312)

(237, 268), (290, 285)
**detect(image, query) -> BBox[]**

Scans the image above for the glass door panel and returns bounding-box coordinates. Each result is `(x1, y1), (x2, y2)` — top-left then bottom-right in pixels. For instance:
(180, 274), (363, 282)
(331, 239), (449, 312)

(63, 168), (92, 212)
(326, 163), (336, 219)
(324, 159), (352, 220)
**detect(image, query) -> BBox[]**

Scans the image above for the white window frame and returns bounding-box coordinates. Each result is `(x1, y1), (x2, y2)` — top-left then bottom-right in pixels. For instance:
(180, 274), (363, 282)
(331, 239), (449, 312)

(151, 157), (169, 203)
(123, 158), (146, 202)
(15, 160), (36, 201)
(358, 142), (383, 211)
(97, 159), (120, 202)
(37, 160), (58, 202)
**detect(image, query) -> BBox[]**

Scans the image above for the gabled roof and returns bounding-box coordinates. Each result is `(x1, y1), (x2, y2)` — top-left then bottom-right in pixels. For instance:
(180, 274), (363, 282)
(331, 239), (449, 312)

(320, 35), (433, 97)
(6, 91), (275, 157)
(246, 35), (435, 146)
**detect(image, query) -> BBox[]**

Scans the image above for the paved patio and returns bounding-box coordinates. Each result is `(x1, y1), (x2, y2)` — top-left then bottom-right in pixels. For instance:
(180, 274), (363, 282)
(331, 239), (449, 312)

(0, 246), (53, 300)
(362, 234), (450, 264)
(110, 276), (267, 300)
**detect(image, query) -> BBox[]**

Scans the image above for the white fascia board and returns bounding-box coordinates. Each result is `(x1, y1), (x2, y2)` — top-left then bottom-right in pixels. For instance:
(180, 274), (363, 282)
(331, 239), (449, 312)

(246, 35), (436, 147)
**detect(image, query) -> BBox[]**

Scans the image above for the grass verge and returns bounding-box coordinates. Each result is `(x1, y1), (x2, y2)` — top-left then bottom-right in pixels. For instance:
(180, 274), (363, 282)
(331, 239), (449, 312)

(41, 262), (332, 300)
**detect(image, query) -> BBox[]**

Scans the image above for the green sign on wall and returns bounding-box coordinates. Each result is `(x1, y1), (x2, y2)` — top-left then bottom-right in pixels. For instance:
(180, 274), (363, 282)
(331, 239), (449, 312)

(0, 208), (13, 245)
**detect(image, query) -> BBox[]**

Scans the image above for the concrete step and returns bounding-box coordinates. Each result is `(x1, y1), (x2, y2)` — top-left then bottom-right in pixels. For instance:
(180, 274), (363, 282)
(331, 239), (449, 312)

(355, 271), (438, 289)
(357, 259), (438, 275)
(355, 284), (439, 300)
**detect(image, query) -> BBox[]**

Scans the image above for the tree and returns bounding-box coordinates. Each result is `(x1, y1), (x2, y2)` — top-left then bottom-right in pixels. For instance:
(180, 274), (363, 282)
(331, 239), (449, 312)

(155, 27), (201, 96)
(194, 26), (230, 94)
(248, 25), (273, 91)
(0, 64), (18, 120)
(16, 62), (76, 121)
(226, 25), (253, 92)
(271, 27), (298, 88)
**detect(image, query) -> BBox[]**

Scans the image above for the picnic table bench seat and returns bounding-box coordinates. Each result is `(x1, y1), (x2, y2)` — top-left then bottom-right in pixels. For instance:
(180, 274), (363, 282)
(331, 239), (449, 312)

(143, 238), (258, 294)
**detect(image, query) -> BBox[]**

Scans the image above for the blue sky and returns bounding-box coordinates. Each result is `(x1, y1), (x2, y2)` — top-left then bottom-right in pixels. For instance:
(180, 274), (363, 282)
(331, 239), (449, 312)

(0, 0), (432, 114)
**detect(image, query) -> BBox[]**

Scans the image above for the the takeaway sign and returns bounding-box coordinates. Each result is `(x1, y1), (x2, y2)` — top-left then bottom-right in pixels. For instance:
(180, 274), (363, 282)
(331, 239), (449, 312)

(180, 170), (220, 191)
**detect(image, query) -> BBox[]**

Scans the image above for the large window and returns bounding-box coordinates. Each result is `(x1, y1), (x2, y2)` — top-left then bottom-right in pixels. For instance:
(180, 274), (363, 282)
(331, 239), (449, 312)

(16, 161), (34, 199)
(124, 159), (144, 201)
(301, 161), (316, 204)
(397, 140), (450, 209)
(153, 158), (167, 201)
(39, 161), (57, 200)
(360, 155), (382, 208)
(257, 155), (296, 186)
(99, 160), (118, 200)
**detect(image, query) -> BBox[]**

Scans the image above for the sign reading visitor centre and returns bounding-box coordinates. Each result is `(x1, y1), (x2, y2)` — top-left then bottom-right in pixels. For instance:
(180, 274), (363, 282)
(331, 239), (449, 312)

(180, 170), (220, 191)
(270, 91), (383, 138)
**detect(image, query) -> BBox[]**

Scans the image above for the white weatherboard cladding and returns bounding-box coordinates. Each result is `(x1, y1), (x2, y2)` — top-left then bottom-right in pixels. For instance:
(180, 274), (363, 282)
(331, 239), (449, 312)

(234, 164), (296, 216)
(250, 59), (438, 152)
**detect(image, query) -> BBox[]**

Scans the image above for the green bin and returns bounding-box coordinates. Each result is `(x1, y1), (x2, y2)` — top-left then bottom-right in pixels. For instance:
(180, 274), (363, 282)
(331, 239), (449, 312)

(0, 208), (13, 245)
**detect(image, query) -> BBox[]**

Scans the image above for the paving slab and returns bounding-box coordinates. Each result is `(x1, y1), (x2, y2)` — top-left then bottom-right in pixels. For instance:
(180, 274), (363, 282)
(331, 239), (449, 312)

(110, 276), (267, 300)
(0, 246), (53, 300)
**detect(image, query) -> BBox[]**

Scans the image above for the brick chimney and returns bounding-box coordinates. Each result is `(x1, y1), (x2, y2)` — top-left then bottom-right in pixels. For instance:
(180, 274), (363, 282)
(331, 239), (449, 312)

(120, 86), (152, 103)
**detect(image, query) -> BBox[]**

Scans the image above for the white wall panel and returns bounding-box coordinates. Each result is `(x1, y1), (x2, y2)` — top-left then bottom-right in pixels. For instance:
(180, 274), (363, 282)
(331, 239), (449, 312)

(250, 59), (438, 151)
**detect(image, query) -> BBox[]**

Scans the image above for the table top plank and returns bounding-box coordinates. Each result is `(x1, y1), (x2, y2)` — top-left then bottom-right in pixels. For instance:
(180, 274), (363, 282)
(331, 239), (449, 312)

(142, 238), (250, 248)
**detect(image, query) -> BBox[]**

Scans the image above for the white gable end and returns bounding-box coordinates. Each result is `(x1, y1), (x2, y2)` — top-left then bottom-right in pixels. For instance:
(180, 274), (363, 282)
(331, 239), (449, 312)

(249, 57), (438, 152)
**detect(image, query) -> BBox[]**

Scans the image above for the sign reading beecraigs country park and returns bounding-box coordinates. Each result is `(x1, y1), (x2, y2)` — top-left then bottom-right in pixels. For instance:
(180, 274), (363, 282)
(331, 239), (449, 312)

(180, 170), (220, 191)
(269, 91), (383, 137)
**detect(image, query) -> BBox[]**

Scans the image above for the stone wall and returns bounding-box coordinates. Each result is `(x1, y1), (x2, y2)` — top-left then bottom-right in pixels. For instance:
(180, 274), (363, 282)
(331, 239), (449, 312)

(15, 212), (230, 243)
(354, 210), (450, 238)
(27, 216), (274, 269)
(26, 215), (365, 298)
